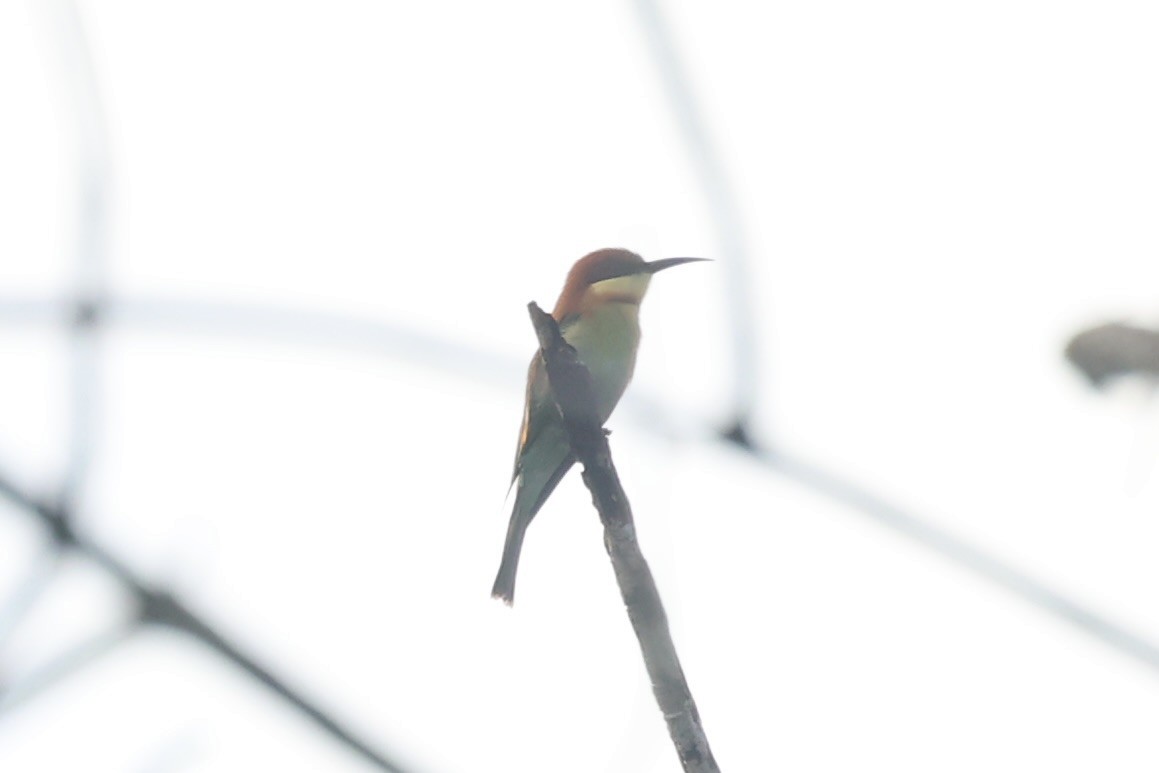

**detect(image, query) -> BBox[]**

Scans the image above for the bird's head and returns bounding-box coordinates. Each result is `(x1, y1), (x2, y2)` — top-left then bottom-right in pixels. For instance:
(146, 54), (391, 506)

(553, 248), (708, 319)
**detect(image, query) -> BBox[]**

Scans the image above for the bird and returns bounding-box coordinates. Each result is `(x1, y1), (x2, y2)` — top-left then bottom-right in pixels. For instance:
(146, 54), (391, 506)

(491, 248), (708, 604)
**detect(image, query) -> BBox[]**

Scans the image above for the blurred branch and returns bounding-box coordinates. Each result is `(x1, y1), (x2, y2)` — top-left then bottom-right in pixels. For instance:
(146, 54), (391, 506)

(0, 471), (414, 773)
(528, 303), (719, 773)
(7, 295), (1159, 677)
(5, 294), (1159, 677)
(0, 620), (134, 714)
(38, 0), (112, 514)
(0, 549), (60, 646)
(1065, 322), (1159, 387)
(631, 0), (762, 429)
(0, 294), (522, 390)
(724, 438), (1159, 673)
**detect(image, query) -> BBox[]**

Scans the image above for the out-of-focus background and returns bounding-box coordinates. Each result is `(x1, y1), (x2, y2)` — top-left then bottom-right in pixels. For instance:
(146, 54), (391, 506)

(3, 1), (1159, 771)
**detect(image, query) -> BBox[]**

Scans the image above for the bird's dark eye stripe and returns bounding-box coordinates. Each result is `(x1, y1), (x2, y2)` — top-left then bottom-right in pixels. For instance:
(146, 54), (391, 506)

(588, 259), (638, 283)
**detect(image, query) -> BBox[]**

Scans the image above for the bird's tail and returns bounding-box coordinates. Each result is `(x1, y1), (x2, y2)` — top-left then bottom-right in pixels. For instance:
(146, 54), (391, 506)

(491, 445), (575, 606)
(491, 505), (529, 605)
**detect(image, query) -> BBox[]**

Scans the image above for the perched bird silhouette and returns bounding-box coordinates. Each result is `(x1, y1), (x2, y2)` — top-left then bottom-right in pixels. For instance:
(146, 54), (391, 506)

(491, 248), (707, 604)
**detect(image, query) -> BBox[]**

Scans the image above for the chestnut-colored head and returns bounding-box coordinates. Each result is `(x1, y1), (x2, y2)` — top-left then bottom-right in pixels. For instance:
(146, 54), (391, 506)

(552, 248), (707, 319)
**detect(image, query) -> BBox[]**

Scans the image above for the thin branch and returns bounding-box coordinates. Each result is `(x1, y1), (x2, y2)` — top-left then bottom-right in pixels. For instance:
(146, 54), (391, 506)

(527, 302), (719, 773)
(0, 472), (414, 773)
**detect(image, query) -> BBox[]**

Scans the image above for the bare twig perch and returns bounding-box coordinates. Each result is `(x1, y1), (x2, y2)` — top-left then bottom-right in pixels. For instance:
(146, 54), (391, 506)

(527, 302), (719, 773)
(1066, 322), (1159, 386)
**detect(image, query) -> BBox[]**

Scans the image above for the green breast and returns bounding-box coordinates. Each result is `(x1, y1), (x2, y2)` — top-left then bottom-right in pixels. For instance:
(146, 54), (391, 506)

(561, 304), (641, 423)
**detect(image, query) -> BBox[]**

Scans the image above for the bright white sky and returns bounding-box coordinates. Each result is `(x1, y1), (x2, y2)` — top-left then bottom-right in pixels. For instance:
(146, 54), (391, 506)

(2, 1), (1159, 771)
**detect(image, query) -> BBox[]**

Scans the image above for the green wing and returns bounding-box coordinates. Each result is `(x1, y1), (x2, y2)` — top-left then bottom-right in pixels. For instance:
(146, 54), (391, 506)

(509, 314), (577, 484)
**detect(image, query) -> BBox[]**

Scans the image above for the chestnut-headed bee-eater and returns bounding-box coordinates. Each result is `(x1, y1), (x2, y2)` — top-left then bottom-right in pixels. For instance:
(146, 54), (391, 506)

(491, 248), (707, 604)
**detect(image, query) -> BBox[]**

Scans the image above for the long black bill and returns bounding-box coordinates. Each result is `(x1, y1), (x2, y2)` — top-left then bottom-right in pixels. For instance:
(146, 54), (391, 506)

(645, 257), (711, 274)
